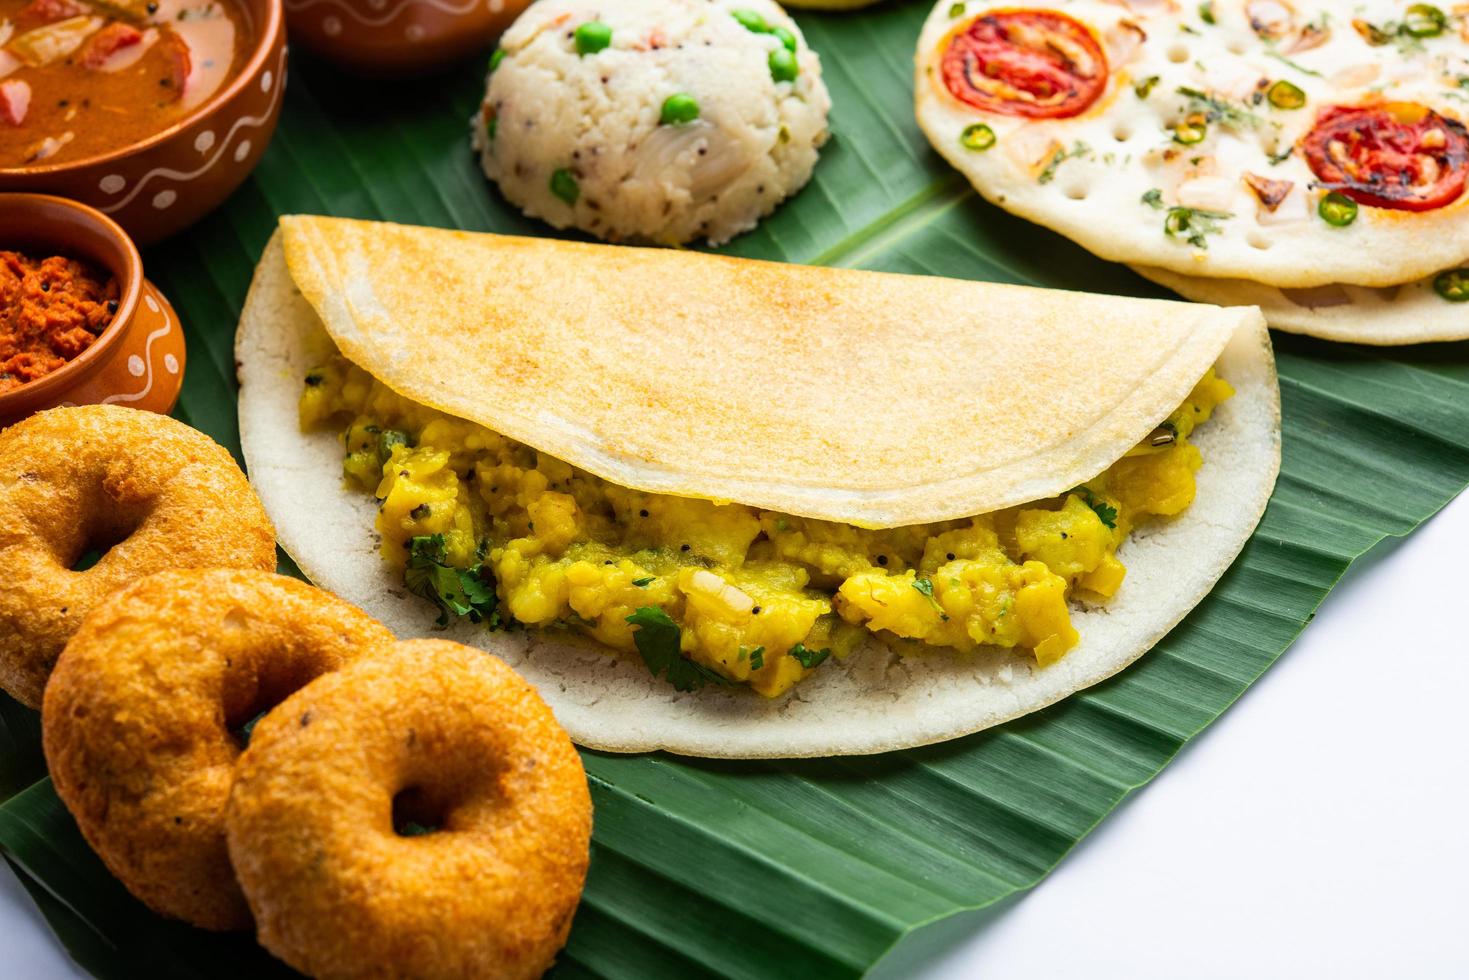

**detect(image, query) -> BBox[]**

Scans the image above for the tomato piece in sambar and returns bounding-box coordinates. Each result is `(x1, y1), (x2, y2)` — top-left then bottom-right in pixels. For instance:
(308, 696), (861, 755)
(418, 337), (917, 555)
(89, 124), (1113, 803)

(0, 0), (253, 167)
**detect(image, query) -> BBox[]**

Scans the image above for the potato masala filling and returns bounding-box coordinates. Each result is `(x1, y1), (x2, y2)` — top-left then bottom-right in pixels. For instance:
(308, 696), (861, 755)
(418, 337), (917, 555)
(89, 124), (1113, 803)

(302, 359), (1232, 697)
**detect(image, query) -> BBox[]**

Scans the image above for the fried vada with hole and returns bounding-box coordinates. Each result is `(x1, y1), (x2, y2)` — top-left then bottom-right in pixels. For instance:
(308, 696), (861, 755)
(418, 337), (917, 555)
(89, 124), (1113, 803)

(1, 405), (278, 707)
(43, 569), (394, 930)
(225, 639), (592, 980)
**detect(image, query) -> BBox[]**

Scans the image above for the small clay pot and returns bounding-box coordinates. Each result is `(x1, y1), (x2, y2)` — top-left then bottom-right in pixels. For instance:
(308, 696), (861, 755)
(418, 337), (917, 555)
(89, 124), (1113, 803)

(0, 194), (186, 429)
(285, 0), (529, 76)
(0, 0), (287, 246)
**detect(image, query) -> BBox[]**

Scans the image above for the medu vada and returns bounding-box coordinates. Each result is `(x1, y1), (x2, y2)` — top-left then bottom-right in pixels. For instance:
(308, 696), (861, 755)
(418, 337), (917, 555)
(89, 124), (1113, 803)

(0, 404), (277, 707)
(225, 639), (592, 980)
(43, 568), (394, 931)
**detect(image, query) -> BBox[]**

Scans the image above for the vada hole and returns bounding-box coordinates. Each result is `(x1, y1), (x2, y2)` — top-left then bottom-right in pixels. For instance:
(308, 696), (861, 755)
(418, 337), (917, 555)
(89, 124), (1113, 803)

(69, 497), (151, 572)
(1167, 44), (1189, 63)
(1113, 124), (1132, 142)
(392, 786), (444, 837)
(1247, 231), (1272, 250)
(70, 547), (105, 572)
(1063, 182), (1088, 201)
(231, 710), (267, 749)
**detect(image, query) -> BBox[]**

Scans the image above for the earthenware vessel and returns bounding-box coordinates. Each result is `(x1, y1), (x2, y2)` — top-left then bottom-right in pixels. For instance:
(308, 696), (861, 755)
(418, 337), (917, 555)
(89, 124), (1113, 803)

(0, 194), (186, 428)
(0, 0), (286, 245)
(285, 0), (526, 75)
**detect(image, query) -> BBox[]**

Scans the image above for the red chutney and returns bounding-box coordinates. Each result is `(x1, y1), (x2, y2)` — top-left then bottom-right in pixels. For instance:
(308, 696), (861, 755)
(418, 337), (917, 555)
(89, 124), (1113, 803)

(0, 249), (118, 392)
(0, 0), (253, 167)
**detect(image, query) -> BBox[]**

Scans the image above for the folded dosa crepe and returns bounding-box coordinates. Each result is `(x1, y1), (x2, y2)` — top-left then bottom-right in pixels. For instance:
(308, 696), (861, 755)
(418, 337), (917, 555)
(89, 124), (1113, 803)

(236, 216), (1280, 758)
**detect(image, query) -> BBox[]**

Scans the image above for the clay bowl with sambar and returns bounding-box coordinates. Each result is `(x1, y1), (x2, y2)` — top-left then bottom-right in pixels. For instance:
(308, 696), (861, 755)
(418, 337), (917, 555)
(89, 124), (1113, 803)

(0, 0), (285, 244)
(285, 0), (526, 76)
(0, 193), (185, 427)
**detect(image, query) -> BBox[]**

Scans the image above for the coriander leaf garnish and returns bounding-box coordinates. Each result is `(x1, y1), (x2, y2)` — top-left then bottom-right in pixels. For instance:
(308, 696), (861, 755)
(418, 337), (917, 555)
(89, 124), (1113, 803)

(1352, 12), (1438, 53)
(626, 607), (732, 692)
(1264, 49), (1322, 78)
(631, 576), (655, 587)
(1163, 205), (1232, 249)
(1134, 75), (1160, 98)
(1072, 487), (1119, 529)
(911, 577), (949, 619)
(743, 646), (765, 670)
(1141, 188), (1164, 209)
(404, 534), (502, 628)
(1037, 141), (1090, 184)
(1177, 86), (1263, 129)
(789, 643), (831, 669)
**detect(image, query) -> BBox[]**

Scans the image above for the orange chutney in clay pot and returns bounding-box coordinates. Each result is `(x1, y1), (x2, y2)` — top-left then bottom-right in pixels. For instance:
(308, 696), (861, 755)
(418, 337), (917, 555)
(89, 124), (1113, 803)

(0, 193), (185, 428)
(285, 0), (528, 76)
(0, 0), (285, 244)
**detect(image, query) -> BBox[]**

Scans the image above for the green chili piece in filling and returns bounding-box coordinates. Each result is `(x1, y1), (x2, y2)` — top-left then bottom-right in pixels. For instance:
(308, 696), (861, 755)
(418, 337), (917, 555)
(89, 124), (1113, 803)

(960, 122), (996, 150)
(772, 25), (797, 52)
(1433, 268), (1469, 302)
(1402, 3), (1446, 37)
(574, 20), (612, 55)
(660, 93), (700, 125)
(550, 168), (580, 205)
(769, 46), (799, 83)
(377, 429), (410, 465)
(1318, 191), (1358, 227)
(1267, 79), (1306, 110)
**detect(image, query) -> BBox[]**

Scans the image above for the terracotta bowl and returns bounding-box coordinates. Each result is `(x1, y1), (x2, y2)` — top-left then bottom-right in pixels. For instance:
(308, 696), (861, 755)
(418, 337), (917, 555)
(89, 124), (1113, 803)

(0, 0), (287, 246)
(0, 194), (186, 428)
(285, 0), (528, 76)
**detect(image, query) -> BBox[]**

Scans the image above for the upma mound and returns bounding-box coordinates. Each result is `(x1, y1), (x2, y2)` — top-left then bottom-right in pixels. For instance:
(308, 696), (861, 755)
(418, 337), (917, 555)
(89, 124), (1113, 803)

(225, 640), (592, 980)
(43, 569), (392, 930)
(472, 0), (830, 245)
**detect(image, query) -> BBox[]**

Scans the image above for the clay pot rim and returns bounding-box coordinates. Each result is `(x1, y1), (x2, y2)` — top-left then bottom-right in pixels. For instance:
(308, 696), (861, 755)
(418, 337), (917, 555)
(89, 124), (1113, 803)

(0, 193), (145, 414)
(0, 0), (285, 178)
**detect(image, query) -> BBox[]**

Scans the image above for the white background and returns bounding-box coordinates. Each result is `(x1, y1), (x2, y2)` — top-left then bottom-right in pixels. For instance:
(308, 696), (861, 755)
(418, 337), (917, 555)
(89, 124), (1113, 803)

(4, 493), (1467, 979)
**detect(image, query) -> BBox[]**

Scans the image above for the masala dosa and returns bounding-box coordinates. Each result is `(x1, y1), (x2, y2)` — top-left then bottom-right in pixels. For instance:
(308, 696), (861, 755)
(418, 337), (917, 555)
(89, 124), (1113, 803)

(237, 216), (1280, 758)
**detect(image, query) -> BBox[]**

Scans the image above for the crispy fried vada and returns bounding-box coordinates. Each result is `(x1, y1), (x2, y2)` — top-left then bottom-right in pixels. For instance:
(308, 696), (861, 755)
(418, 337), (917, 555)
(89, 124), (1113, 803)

(0, 405), (277, 707)
(43, 569), (394, 930)
(226, 640), (592, 980)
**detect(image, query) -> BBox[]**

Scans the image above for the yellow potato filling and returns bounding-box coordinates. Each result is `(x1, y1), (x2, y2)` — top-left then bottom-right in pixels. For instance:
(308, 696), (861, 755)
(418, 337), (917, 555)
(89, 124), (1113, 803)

(301, 359), (1232, 697)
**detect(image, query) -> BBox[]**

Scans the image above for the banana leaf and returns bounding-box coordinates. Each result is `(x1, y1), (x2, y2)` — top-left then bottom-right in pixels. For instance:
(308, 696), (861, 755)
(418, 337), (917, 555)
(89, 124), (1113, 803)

(5, 1), (1469, 976)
